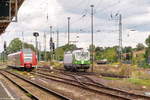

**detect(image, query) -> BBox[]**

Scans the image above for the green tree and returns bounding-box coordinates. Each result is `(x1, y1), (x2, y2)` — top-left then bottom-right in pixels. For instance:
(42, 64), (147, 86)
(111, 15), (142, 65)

(7, 38), (35, 54)
(95, 46), (117, 62)
(144, 35), (150, 64)
(95, 51), (103, 60)
(146, 35), (150, 47)
(95, 47), (104, 60)
(48, 44), (77, 61)
(122, 46), (132, 53)
(103, 47), (117, 62)
(7, 38), (22, 54)
(24, 42), (35, 51)
(55, 47), (64, 61)
(95, 47), (103, 52)
(62, 44), (77, 51)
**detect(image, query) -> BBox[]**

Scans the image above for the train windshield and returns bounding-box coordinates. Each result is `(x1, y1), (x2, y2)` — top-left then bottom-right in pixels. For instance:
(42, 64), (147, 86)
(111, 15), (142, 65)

(22, 49), (33, 62)
(24, 53), (32, 62)
(75, 52), (90, 60)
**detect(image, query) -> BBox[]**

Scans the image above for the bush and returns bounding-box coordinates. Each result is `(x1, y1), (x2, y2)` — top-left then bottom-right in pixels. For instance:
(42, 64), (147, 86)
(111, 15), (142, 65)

(138, 61), (150, 68)
(127, 78), (150, 86)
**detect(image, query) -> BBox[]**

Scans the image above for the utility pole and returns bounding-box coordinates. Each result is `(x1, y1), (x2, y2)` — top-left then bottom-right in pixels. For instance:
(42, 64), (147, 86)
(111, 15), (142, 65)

(44, 32), (47, 61)
(67, 17), (71, 44)
(91, 5), (94, 72)
(56, 30), (59, 60)
(35, 37), (37, 53)
(22, 32), (24, 50)
(50, 26), (52, 40)
(38, 41), (41, 61)
(52, 31), (55, 60)
(57, 30), (59, 48)
(49, 26), (53, 59)
(119, 14), (122, 63)
(50, 26), (53, 60)
(4, 41), (7, 62)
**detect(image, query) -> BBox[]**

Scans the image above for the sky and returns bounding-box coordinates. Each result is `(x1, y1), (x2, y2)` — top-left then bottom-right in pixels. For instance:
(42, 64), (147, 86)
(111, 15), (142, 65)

(1, 0), (150, 52)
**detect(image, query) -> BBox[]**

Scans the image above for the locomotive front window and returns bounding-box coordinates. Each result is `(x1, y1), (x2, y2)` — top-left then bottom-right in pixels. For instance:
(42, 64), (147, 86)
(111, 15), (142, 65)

(24, 54), (32, 62)
(24, 57), (32, 62)
(81, 52), (88, 58)
(75, 52), (89, 60)
(24, 54), (32, 57)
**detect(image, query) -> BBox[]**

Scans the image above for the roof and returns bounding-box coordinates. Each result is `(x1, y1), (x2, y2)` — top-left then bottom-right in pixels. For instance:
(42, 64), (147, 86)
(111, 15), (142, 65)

(7, 51), (21, 57)
(0, 0), (25, 35)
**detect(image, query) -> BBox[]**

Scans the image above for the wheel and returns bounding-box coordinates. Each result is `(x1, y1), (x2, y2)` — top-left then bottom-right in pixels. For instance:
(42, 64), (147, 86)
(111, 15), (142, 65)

(20, 67), (25, 71)
(64, 65), (69, 71)
(71, 66), (77, 72)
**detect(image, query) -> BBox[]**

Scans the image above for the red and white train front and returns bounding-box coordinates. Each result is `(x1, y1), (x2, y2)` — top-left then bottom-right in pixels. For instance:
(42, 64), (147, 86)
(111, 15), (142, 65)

(8, 49), (37, 70)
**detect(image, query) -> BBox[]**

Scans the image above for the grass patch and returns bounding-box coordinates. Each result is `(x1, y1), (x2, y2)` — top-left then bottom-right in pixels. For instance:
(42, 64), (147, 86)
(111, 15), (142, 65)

(26, 93), (33, 97)
(12, 69), (20, 73)
(103, 77), (122, 80)
(38, 61), (63, 68)
(50, 61), (63, 68)
(11, 69), (28, 75)
(127, 78), (150, 86)
(110, 62), (120, 66)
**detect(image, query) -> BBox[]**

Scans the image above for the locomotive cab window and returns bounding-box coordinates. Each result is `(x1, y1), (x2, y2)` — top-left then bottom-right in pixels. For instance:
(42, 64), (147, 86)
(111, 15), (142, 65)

(75, 52), (89, 60)
(24, 54), (32, 62)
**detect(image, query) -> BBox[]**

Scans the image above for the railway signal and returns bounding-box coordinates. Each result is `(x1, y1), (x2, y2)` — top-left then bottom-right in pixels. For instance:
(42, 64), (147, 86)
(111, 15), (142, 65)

(33, 32), (39, 60)
(33, 32), (39, 37)
(50, 42), (55, 51)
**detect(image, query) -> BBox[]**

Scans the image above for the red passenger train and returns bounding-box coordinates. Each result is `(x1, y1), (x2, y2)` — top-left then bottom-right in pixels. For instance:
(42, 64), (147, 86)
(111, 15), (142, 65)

(8, 49), (37, 71)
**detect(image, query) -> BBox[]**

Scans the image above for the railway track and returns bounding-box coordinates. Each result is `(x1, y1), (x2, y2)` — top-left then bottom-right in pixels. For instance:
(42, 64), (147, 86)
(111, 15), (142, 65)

(32, 69), (150, 100)
(37, 67), (129, 78)
(0, 70), (71, 100)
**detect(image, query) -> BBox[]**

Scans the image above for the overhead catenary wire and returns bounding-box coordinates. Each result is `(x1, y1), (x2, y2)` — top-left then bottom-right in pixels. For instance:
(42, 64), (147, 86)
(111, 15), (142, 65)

(94, 0), (121, 15)
(69, 0), (122, 33)
(4, 0), (146, 51)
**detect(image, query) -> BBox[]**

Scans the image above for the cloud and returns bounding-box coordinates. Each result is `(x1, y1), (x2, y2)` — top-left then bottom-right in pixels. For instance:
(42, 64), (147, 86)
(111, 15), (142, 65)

(0, 0), (150, 52)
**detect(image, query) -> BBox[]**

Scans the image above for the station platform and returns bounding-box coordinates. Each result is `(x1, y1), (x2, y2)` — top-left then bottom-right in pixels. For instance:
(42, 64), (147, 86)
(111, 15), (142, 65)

(0, 81), (16, 100)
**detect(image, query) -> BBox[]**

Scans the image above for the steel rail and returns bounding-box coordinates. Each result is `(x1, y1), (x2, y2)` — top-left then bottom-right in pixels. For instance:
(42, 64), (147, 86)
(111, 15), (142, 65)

(0, 70), (72, 100)
(34, 70), (150, 100)
(31, 71), (132, 100)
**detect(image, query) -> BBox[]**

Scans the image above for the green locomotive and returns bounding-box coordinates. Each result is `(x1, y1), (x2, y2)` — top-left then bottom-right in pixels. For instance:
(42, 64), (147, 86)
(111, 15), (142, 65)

(64, 49), (90, 71)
